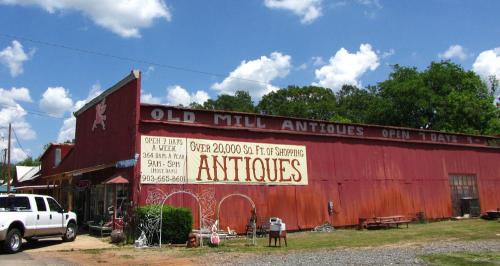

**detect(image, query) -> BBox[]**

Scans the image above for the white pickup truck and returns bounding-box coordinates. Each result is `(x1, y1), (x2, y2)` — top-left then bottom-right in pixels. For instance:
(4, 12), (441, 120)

(0, 194), (77, 253)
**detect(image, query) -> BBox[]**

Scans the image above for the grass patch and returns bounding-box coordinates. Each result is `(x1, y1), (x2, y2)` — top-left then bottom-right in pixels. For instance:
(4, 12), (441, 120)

(180, 219), (500, 255)
(81, 249), (105, 255)
(120, 254), (135, 259)
(421, 252), (500, 265)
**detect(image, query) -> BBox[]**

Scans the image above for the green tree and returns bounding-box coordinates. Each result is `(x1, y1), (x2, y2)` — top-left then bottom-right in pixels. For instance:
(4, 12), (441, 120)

(192, 91), (255, 113)
(375, 61), (500, 134)
(335, 85), (382, 123)
(16, 156), (40, 166)
(257, 85), (337, 120)
(374, 65), (434, 128)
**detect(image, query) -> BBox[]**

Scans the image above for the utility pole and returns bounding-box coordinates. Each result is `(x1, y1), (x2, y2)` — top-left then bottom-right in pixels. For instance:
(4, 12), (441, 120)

(1, 149), (6, 185)
(7, 123), (11, 193)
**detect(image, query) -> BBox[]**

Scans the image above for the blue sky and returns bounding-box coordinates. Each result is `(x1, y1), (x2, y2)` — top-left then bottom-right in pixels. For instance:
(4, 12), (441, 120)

(0, 0), (500, 162)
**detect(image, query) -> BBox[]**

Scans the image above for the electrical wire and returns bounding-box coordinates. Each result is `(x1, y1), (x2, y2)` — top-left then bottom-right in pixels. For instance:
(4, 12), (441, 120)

(12, 127), (31, 158)
(0, 102), (64, 119)
(0, 32), (276, 87)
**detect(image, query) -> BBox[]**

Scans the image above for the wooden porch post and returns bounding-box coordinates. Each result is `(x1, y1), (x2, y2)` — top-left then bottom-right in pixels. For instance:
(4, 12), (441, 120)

(68, 176), (73, 211)
(58, 176), (62, 202)
(113, 184), (117, 229)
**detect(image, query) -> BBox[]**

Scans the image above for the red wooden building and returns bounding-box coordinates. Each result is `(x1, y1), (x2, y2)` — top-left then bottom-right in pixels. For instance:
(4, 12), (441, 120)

(24, 70), (500, 232)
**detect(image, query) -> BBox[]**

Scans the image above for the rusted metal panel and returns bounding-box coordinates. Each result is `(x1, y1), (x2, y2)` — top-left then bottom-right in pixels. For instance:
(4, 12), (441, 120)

(138, 120), (500, 232)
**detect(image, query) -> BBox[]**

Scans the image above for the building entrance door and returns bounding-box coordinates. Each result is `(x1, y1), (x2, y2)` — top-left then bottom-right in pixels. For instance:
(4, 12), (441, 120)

(449, 175), (480, 217)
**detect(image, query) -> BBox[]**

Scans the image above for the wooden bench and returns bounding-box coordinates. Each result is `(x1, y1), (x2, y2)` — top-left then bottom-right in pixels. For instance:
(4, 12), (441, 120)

(359, 215), (411, 229)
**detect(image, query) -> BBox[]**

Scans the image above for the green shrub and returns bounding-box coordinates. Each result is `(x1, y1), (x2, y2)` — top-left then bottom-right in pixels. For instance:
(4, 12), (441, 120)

(136, 204), (193, 244)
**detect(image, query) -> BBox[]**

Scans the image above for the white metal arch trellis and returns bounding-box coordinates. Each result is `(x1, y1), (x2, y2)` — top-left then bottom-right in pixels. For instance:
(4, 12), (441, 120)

(216, 193), (257, 245)
(159, 191), (203, 247)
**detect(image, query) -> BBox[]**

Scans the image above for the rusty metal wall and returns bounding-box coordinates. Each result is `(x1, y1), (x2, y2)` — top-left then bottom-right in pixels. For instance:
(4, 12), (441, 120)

(138, 123), (500, 233)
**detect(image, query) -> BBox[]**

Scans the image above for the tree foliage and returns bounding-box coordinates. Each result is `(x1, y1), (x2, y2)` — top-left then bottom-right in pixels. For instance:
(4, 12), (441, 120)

(16, 156), (40, 167)
(257, 86), (337, 120)
(191, 91), (255, 113)
(194, 61), (499, 136)
(375, 61), (499, 134)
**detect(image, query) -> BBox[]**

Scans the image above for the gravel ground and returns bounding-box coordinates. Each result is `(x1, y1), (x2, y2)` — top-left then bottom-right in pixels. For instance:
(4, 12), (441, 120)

(205, 240), (500, 266)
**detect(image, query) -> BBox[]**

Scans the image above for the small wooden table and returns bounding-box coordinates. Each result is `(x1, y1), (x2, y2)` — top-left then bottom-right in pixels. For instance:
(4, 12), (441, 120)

(268, 230), (287, 247)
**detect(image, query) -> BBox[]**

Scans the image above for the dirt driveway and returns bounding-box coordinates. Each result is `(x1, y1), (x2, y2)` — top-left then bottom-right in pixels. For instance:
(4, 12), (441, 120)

(23, 234), (115, 253)
(0, 234), (115, 266)
(16, 235), (196, 266)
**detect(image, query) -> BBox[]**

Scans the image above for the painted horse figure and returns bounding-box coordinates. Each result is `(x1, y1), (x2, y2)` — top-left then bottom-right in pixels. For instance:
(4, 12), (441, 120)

(92, 98), (107, 131)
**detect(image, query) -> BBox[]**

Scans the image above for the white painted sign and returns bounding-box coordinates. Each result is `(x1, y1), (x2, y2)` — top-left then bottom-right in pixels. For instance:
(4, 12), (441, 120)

(140, 136), (187, 184)
(187, 138), (308, 185)
(140, 135), (308, 185)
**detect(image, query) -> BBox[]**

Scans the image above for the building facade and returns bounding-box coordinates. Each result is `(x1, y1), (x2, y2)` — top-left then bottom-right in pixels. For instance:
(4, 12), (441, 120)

(24, 71), (500, 232)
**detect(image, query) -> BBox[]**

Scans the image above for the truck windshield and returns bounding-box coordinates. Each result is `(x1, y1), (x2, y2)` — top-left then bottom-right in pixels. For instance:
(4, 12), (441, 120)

(0, 196), (32, 212)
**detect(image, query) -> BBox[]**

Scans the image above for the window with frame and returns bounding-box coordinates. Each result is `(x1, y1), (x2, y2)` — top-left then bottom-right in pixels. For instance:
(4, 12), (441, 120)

(35, 197), (47, 211)
(47, 197), (63, 212)
(55, 148), (61, 167)
(0, 196), (32, 211)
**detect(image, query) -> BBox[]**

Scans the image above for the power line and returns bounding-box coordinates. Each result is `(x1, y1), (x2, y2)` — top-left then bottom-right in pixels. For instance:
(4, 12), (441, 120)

(0, 32), (276, 87)
(0, 102), (64, 119)
(12, 127), (31, 158)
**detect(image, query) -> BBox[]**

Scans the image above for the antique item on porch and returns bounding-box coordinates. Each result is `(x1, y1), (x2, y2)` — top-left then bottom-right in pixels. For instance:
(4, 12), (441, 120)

(135, 231), (148, 248)
(110, 229), (125, 243)
(186, 232), (198, 248)
(268, 217), (287, 247)
(210, 222), (220, 246)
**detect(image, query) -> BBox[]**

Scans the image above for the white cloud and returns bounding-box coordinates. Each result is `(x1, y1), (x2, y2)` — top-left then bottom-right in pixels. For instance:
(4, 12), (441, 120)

(333, 0), (382, 18)
(143, 65), (155, 79)
(141, 91), (162, 104)
(264, 0), (323, 24)
(0, 40), (34, 77)
(473, 48), (500, 80)
(56, 116), (77, 143)
(166, 85), (209, 106)
(191, 90), (210, 104)
(0, 137), (29, 163)
(439, 45), (468, 61)
(56, 83), (103, 143)
(381, 48), (395, 59)
(0, 0), (171, 38)
(313, 43), (379, 91)
(357, 0), (382, 8)
(312, 56), (326, 66)
(0, 87), (36, 162)
(39, 87), (74, 118)
(0, 87), (32, 106)
(212, 52), (292, 99)
(357, 0), (382, 18)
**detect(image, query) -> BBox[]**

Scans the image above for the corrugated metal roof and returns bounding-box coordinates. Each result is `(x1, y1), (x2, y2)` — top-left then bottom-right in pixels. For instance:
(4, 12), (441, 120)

(16, 166), (41, 183)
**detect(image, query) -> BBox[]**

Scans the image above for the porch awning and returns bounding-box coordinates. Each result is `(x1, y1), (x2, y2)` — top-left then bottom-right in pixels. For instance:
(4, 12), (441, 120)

(103, 175), (129, 184)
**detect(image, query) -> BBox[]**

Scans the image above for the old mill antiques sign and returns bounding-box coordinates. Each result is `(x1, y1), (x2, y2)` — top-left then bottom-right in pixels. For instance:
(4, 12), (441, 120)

(140, 135), (308, 185)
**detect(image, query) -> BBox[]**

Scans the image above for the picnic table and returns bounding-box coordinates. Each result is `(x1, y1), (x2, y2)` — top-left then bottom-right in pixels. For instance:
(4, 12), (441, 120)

(359, 215), (411, 229)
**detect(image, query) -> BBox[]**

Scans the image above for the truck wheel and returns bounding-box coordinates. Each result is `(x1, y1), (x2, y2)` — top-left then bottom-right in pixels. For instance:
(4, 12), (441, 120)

(62, 222), (77, 242)
(3, 228), (22, 253)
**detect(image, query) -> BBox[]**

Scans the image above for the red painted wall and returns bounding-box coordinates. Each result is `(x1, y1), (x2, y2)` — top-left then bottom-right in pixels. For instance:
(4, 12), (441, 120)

(72, 71), (140, 172)
(137, 118), (500, 232)
(39, 144), (74, 177)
